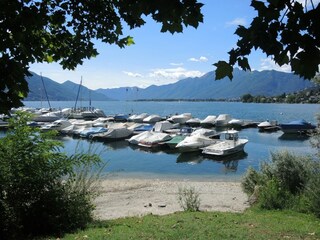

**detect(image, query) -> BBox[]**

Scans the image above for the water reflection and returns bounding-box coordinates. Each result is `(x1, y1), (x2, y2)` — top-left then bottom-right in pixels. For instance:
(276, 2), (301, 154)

(204, 151), (248, 173)
(203, 151), (248, 162)
(278, 133), (311, 141)
(103, 140), (129, 150)
(176, 152), (204, 164)
(176, 151), (248, 173)
(221, 160), (239, 173)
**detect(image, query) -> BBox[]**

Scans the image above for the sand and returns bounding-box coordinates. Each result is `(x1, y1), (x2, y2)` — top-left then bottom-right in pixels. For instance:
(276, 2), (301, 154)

(94, 177), (249, 220)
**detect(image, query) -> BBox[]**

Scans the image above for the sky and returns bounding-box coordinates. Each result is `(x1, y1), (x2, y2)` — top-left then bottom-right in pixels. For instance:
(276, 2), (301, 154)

(30, 0), (294, 90)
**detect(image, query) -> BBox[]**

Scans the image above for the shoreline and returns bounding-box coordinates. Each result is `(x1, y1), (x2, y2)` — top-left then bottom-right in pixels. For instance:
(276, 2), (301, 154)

(94, 177), (249, 220)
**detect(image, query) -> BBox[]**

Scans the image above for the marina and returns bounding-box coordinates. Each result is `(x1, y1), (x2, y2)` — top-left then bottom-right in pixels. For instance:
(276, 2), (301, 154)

(1, 101), (319, 181)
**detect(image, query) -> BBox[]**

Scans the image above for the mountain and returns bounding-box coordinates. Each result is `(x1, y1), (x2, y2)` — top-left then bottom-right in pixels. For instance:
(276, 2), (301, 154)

(25, 69), (315, 101)
(97, 69), (315, 100)
(25, 72), (111, 101)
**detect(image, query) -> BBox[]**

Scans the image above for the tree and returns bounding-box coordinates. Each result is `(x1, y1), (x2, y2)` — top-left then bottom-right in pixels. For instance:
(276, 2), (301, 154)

(0, 112), (103, 238)
(241, 93), (254, 102)
(214, 0), (320, 81)
(0, 0), (203, 114)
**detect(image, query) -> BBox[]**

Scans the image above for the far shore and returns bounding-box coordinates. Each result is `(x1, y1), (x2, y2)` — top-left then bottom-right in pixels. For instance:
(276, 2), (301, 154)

(94, 177), (249, 220)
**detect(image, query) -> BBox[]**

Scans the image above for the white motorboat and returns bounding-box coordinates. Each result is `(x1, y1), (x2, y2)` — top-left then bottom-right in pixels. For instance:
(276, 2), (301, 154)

(129, 113), (149, 123)
(228, 118), (244, 127)
(167, 113), (192, 124)
(33, 112), (61, 122)
(191, 128), (220, 138)
(201, 130), (248, 156)
(91, 127), (133, 140)
(200, 115), (216, 128)
(258, 120), (279, 132)
(60, 124), (81, 135)
(153, 120), (179, 132)
(215, 114), (232, 127)
(40, 119), (72, 131)
(81, 109), (106, 119)
(186, 118), (201, 127)
(143, 114), (162, 123)
(127, 131), (154, 145)
(138, 132), (172, 148)
(176, 134), (217, 152)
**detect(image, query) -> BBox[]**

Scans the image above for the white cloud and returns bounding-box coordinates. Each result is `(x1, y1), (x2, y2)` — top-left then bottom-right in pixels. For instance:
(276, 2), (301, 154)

(123, 71), (143, 78)
(226, 18), (247, 26)
(258, 58), (291, 72)
(188, 56), (208, 62)
(149, 67), (204, 80)
(170, 62), (184, 66)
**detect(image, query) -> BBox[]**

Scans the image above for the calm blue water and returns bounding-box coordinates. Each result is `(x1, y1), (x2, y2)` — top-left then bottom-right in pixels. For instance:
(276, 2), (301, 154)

(20, 101), (320, 181)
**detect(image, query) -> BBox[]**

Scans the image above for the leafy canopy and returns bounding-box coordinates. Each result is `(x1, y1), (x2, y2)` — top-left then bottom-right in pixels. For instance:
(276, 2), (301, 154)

(214, 0), (320, 81)
(0, 0), (203, 114)
(0, 112), (103, 238)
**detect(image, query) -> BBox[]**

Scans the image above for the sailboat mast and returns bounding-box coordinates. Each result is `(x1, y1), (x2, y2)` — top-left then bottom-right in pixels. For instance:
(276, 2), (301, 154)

(41, 72), (52, 109)
(74, 76), (82, 109)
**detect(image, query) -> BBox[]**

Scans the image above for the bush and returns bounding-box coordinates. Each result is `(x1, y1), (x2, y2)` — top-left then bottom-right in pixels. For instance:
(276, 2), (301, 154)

(263, 151), (312, 194)
(241, 166), (263, 196)
(304, 161), (320, 217)
(178, 186), (201, 212)
(241, 150), (320, 217)
(258, 179), (292, 210)
(0, 112), (104, 239)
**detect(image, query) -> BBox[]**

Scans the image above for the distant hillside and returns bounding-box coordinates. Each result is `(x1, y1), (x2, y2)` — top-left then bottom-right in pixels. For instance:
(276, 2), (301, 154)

(97, 69), (315, 100)
(25, 72), (111, 101)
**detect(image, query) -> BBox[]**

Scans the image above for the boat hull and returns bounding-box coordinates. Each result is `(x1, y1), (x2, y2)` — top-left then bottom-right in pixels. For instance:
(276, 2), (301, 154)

(280, 121), (316, 134)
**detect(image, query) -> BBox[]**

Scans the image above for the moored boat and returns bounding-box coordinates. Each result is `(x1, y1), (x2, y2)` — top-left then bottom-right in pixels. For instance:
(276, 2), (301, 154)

(257, 120), (279, 132)
(91, 127), (133, 140)
(176, 134), (217, 152)
(138, 132), (172, 148)
(143, 114), (162, 123)
(201, 130), (248, 156)
(279, 119), (316, 134)
(186, 118), (201, 127)
(167, 113), (192, 124)
(200, 115), (216, 128)
(40, 119), (72, 131)
(215, 114), (232, 127)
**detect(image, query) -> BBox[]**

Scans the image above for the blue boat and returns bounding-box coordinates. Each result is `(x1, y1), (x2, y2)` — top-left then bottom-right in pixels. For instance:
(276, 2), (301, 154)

(79, 127), (108, 138)
(133, 124), (154, 133)
(114, 114), (129, 122)
(279, 119), (316, 134)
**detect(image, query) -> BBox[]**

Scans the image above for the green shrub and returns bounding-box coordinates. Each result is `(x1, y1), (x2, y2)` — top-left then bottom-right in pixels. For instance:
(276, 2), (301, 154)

(0, 112), (104, 239)
(241, 166), (263, 195)
(265, 151), (312, 194)
(304, 161), (320, 217)
(178, 186), (201, 212)
(258, 179), (292, 210)
(242, 150), (320, 216)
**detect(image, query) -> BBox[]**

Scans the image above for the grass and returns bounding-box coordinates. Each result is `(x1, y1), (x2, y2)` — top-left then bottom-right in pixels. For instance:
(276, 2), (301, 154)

(53, 208), (320, 240)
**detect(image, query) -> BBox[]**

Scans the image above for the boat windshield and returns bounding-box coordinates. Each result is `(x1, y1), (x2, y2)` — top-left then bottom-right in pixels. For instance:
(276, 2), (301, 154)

(225, 133), (238, 141)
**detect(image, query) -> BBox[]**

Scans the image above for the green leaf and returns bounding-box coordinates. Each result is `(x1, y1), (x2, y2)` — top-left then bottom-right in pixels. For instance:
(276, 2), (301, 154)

(250, 1), (266, 13)
(213, 61), (234, 80)
(46, 55), (54, 63)
(126, 36), (135, 46)
(18, 91), (26, 98)
(238, 57), (251, 71)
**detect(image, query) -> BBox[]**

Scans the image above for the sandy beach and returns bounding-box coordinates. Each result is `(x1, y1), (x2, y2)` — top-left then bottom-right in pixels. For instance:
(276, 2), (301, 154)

(94, 178), (249, 220)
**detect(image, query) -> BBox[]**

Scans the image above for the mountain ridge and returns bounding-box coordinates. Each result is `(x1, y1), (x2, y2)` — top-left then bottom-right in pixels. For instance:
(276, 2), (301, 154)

(97, 69), (315, 100)
(25, 69), (315, 101)
(25, 72), (111, 101)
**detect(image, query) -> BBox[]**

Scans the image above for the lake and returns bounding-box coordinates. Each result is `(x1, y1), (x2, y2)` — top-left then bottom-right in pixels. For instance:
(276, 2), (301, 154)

(20, 101), (320, 181)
